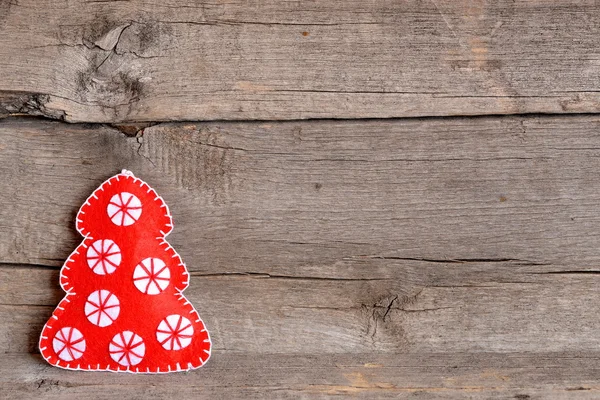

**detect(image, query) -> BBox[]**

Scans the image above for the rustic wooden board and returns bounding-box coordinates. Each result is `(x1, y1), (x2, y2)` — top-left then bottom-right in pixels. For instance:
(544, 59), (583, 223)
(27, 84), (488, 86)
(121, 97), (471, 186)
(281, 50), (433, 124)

(3, 353), (600, 399)
(2, 116), (600, 397)
(2, 0), (600, 122)
(2, 263), (600, 355)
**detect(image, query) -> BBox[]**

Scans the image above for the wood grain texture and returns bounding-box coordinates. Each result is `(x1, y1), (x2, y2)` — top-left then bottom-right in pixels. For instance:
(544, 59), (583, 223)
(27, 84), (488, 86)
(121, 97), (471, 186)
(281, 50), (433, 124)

(3, 353), (600, 399)
(2, 116), (600, 398)
(1, 0), (600, 122)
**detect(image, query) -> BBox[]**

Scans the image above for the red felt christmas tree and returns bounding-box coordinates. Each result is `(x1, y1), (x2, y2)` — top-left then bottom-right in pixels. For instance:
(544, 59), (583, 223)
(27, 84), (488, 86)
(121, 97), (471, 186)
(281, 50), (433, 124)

(39, 170), (211, 373)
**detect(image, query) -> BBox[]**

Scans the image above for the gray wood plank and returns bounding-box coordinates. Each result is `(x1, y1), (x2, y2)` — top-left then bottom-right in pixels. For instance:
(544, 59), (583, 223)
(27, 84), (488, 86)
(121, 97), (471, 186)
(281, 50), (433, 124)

(2, 353), (600, 399)
(3, 116), (600, 271)
(2, 263), (600, 355)
(1, 0), (600, 122)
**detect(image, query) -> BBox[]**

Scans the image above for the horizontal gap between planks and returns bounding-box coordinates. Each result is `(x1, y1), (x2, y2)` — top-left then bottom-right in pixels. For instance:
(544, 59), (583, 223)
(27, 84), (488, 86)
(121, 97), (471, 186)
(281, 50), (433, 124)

(3, 111), (600, 131)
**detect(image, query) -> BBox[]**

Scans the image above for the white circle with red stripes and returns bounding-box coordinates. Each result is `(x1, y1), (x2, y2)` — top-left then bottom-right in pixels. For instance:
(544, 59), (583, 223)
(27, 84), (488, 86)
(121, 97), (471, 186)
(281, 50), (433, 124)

(85, 290), (120, 327)
(86, 239), (121, 275)
(53, 327), (86, 362)
(133, 258), (170, 295)
(107, 192), (142, 226)
(156, 314), (194, 351)
(109, 331), (145, 367)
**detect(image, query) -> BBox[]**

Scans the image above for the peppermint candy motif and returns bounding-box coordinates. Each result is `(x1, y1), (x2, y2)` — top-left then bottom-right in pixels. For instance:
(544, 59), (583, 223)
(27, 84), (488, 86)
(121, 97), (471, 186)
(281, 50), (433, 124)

(109, 331), (145, 367)
(86, 239), (121, 275)
(133, 258), (171, 295)
(107, 192), (142, 226)
(53, 327), (86, 362)
(157, 315), (194, 351)
(85, 290), (120, 327)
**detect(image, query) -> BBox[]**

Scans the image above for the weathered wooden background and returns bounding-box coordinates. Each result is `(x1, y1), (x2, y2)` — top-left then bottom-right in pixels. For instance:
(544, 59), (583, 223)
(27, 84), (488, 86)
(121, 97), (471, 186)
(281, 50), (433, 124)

(2, 0), (600, 398)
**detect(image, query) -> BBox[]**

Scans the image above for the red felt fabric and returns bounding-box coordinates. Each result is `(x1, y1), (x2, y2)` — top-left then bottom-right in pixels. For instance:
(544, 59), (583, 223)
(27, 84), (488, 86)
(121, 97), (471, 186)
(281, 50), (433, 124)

(39, 171), (211, 373)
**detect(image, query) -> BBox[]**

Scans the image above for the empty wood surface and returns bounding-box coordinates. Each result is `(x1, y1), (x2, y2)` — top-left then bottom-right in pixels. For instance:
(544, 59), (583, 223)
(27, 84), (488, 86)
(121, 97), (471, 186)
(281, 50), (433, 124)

(2, 0), (600, 122)
(2, 116), (600, 398)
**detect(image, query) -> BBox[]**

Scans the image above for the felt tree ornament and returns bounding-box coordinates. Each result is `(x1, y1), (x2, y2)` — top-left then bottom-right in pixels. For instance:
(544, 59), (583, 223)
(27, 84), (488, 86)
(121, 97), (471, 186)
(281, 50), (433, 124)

(39, 170), (211, 373)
